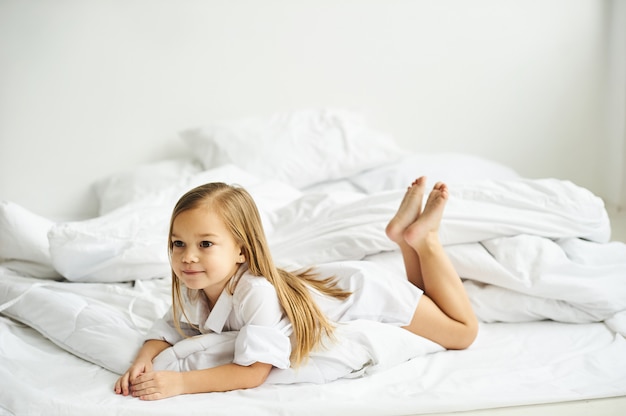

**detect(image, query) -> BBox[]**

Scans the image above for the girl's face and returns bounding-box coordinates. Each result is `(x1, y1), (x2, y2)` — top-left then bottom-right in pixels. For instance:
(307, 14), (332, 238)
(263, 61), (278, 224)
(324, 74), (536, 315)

(170, 206), (245, 306)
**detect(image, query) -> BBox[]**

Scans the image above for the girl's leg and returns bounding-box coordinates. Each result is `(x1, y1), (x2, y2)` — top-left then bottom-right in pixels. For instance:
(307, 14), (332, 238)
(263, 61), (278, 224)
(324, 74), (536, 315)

(390, 180), (478, 349)
(385, 177), (426, 290)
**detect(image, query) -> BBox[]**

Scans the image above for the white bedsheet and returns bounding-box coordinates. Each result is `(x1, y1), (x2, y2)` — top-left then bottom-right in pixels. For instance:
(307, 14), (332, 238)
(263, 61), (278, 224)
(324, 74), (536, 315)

(1, 315), (625, 416)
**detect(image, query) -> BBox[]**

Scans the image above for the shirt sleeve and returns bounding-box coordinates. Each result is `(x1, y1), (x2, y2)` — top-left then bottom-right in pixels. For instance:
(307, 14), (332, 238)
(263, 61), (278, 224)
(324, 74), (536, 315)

(232, 278), (292, 369)
(144, 307), (187, 345)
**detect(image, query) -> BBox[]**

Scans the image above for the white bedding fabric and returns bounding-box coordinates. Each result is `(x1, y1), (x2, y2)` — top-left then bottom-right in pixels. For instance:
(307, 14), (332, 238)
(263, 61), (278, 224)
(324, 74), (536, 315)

(180, 108), (404, 189)
(1, 144), (626, 414)
(1, 315), (625, 416)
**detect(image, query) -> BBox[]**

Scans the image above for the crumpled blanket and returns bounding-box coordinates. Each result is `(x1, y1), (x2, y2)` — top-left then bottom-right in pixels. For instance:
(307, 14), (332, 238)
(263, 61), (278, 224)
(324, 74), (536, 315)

(1, 177), (625, 376)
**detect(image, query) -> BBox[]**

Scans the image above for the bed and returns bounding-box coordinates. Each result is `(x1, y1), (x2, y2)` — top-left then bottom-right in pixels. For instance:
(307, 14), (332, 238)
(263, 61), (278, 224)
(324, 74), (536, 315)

(1, 109), (625, 415)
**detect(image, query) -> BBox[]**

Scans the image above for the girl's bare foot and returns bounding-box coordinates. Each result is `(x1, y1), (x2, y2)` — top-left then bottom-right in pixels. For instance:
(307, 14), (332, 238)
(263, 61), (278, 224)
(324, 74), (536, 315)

(385, 177), (426, 244)
(403, 182), (448, 247)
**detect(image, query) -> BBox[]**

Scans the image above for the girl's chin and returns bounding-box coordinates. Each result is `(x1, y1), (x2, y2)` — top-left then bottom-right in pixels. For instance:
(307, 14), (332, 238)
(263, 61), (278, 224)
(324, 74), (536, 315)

(183, 281), (207, 289)
(179, 276), (208, 289)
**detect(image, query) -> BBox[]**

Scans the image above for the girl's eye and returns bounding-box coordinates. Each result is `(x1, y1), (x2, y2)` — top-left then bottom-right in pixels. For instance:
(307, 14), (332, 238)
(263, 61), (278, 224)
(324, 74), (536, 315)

(200, 241), (213, 248)
(172, 240), (184, 248)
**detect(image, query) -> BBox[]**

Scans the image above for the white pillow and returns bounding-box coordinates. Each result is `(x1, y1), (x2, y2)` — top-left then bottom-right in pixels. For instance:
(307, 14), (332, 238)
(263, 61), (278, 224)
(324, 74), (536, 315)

(94, 158), (203, 215)
(0, 201), (60, 279)
(0, 271), (156, 375)
(349, 152), (521, 193)
(181, 109), (404, 189)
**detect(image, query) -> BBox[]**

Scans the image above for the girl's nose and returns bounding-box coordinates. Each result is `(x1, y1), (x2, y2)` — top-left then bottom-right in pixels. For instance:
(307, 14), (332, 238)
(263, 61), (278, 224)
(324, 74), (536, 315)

(181, 248), (198, 263)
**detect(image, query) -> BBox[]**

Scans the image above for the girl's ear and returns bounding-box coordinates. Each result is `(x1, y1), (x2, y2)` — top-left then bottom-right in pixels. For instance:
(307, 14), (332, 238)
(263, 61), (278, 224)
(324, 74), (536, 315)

(238, 249), (245, 264)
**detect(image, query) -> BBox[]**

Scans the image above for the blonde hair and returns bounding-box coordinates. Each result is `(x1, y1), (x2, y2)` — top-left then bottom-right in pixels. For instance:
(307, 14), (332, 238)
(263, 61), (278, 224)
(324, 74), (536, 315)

(168, 182), (351, 365)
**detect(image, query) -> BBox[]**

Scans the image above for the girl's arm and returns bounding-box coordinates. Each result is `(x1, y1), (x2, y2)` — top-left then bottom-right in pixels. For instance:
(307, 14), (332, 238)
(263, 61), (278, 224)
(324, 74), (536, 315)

(130, 361), (273, 400)
(115, 339), (171, 396)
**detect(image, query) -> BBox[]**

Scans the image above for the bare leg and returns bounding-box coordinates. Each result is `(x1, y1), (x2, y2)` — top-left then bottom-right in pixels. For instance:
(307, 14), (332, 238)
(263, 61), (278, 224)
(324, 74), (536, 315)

(385, 177), (426, 289)
(392, 181), (478, 349)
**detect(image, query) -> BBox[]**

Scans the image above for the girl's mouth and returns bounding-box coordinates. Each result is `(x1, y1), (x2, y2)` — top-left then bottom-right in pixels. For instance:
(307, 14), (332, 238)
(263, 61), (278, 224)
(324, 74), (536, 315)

(182, 269), (204, 275)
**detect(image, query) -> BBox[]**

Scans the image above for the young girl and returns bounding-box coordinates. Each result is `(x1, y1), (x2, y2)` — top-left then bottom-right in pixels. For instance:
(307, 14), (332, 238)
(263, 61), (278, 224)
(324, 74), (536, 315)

(114, 177), (478, 400)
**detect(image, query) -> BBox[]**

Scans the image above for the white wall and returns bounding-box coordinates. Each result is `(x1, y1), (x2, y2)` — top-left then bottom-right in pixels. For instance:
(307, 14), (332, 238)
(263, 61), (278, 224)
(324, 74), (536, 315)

(0, 0), (621, 219)
(604, 0), (626, 211)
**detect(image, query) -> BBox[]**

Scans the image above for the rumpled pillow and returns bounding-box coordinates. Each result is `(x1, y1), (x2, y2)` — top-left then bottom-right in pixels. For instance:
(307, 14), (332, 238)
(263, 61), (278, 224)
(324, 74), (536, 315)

(180, 109), (404, 189)
(0, 201), (61, 279)
(93, 158), (202, 215)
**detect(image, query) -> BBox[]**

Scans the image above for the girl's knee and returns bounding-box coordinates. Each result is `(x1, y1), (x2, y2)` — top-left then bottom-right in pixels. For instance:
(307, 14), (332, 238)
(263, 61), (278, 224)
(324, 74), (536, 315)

(450, 321), (478, 350)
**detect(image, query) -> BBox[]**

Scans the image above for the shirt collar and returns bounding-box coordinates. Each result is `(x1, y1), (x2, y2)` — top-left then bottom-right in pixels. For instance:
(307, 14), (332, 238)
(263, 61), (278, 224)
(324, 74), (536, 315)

(203, 263), (248, 334)
(204, 288), (232, 334)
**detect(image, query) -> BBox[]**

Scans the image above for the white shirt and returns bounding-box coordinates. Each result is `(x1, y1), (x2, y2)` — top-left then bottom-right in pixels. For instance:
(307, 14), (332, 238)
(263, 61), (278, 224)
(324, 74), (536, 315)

(146, 261), (422, 370)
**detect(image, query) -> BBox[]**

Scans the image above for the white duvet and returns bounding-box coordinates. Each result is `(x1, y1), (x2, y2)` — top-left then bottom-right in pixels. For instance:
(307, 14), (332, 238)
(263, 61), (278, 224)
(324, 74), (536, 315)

(1, 166), (625, 379)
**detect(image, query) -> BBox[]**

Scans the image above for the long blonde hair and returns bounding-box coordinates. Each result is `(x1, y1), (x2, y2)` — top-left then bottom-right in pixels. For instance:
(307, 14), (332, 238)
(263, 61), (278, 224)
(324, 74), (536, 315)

(168, 182), (351, 365)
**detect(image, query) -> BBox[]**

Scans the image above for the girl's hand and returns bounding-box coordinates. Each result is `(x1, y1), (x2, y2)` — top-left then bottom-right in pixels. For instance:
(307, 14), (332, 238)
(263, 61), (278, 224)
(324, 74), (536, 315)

(114, 360), (153, 396)
(114, 339), (171, 397)
(130, 371), (185, 401)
